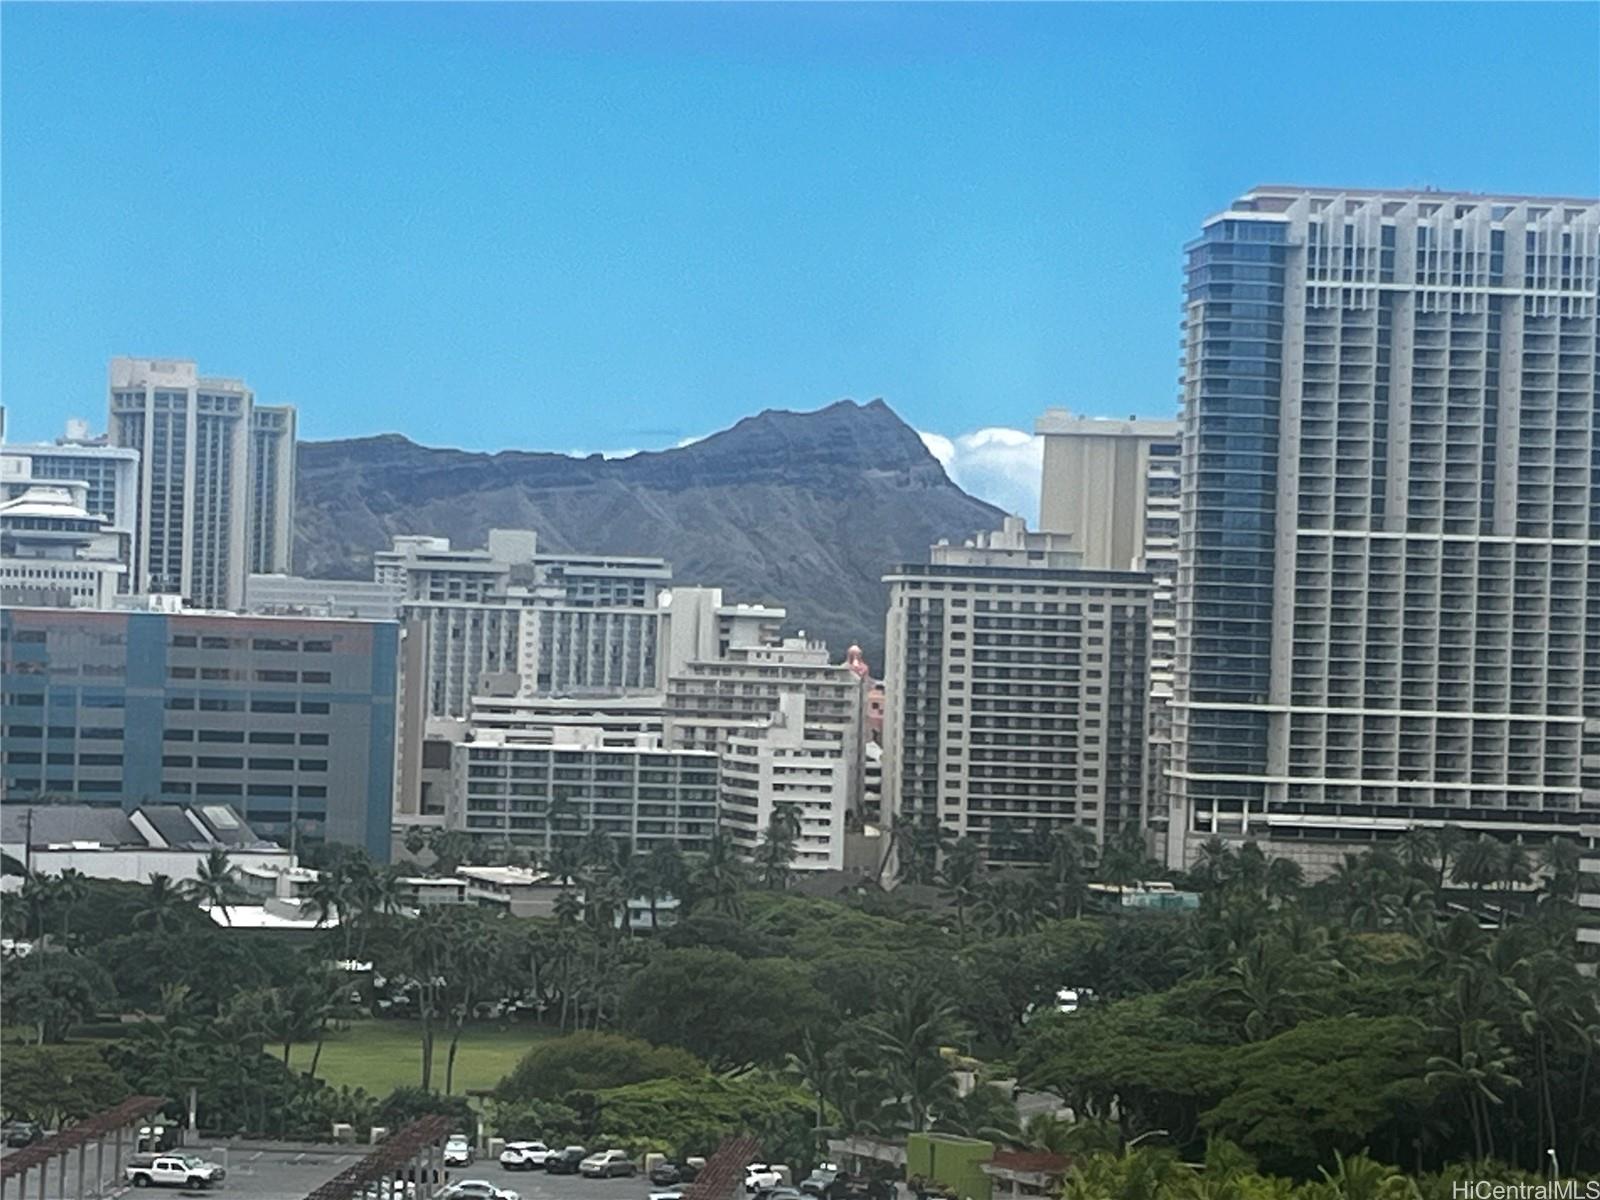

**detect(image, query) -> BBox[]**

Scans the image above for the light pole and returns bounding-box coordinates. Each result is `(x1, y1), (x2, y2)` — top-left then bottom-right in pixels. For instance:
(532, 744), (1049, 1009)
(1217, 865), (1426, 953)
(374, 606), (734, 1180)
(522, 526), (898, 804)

(1123, 1130), (1170, 1156)
(1547, 1148), (1559, 1182)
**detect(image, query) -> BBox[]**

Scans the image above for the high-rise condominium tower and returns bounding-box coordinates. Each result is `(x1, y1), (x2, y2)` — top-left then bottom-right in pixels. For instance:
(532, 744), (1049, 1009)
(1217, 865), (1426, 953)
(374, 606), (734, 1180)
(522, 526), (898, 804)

(108, 358), (297, 609)
(882, 518), (1153, 858)
(1036, 411), (1181, 831)
(1167, 186), (1600, 870)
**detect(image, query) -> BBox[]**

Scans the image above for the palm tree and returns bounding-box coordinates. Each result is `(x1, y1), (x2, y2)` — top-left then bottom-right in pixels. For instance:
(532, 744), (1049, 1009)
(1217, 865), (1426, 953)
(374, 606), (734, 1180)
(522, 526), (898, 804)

(303, 966), (352, 1079)
(553, 888), (583, 926)
(1214, 936), (1315, 1041)
(1435, 824), (1468, 892)
(690, 833), (748, 919)
(53, 868), (88, 942)
(10, 874), (60, 942)
(133, 873), (192, 934)
(1452, 835), (1503, 906)
(1262, 856), (1303, 904)
(579, 827), (619, 876)
(639, 842), (686, 930)
(185, 848), (241, 924)
(937, 837), (983, 938)
(755, 805), (803, 891)
(1497, 840), (1533, 897)
(890, 814), (952, 887)
(1424, 1018), (1519, 1161)
(1511, 949), (1587, 1167)
(442, 917), (506, 1093)
(1094, 826), (1148, 891)
(973, 876), (1044, 937)
(398, 908), (453, 1090)
(1397, 826), (1440, 880)
(1539, 837), (1581, 906)
(1043, 825), (1097, 919)
(862, 989), (967, 1133)
(785, 1030), (837, 1154)
(1190, 836), (1235, 891)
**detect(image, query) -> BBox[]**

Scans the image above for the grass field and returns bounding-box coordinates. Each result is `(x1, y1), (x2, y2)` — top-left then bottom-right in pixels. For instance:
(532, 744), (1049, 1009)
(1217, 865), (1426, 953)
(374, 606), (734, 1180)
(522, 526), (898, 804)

(287, 1019), (553, 1096)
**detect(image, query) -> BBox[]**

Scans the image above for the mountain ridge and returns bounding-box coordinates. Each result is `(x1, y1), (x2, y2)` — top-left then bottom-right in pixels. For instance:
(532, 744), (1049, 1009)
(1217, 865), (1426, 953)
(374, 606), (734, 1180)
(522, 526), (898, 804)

(293, 398), (1006, 665)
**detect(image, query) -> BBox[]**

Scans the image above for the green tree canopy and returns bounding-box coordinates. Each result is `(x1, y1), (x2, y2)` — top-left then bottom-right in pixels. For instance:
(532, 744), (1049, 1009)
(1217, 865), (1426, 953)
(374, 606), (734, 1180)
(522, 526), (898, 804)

(1200, 1016), (1436, 1177)
(590, 1073), (817, 1163)
(620, 948), (832, 1068)
(495, 1031), (706, 1103)
(1, 950), (117, 1042)
(0, 1045), (131, 1126)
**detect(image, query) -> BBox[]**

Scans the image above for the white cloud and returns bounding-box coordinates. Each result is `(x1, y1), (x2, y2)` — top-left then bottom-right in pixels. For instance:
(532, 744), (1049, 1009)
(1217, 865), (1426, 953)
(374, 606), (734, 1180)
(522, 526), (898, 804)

(920, 427), (1042, 523)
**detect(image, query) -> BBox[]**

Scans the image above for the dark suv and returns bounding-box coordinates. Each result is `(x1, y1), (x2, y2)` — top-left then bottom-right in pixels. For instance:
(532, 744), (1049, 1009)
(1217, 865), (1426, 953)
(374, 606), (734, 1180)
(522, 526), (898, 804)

(4, 1122), (43, 1148)
(651, 1162), (700, 1186)
(545, 1148), (587, 1176)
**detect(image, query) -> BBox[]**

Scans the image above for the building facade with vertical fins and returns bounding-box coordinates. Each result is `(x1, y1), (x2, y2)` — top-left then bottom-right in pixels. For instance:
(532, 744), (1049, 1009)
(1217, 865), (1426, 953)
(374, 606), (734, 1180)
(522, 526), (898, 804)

(1167, 186), (1600, 870)
(108, 358), (296, 610)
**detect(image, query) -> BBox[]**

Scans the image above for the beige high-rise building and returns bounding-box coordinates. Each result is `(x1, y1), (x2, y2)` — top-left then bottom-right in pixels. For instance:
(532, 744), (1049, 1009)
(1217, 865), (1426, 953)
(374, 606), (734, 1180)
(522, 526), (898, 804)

(1036, 410), (1181, 569)
(881, 517), (1154, 860)
(108, 358), (296, 609)
(1037, 411), (1181, 832)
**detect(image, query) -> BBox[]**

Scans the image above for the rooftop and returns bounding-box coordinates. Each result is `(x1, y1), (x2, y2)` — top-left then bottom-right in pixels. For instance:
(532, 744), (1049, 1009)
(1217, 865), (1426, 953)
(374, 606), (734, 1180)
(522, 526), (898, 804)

(0, 803), (274, 851)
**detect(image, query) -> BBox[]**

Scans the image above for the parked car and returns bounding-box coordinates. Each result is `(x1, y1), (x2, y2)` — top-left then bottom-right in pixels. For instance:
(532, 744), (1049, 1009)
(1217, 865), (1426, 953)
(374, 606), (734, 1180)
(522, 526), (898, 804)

(437, 1182), (517, 1200)
(650, 1162), (700, 1186)
(2, 1121), (43, 1148)
(444, 1135), (474, 1167)
(799, 1169), (840, 1197)
(580, 1150), (636, 1178)
(544, 1147), (588, 1176)
(125, 1155), (227, 1189)
(498, 1142), (550, 1171)
(746, 1165), (785, 1193)
(650, 1191), (684, 1200)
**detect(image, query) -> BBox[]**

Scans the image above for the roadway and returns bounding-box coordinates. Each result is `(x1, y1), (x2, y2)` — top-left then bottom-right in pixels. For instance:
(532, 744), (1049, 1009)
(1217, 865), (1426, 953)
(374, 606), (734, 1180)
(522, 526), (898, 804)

(0, 1145), (653, 1200)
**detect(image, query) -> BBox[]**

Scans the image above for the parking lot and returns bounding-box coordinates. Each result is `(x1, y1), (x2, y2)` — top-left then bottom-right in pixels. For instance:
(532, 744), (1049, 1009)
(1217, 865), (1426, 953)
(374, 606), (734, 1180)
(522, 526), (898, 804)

(0, 1145), (657, 1200)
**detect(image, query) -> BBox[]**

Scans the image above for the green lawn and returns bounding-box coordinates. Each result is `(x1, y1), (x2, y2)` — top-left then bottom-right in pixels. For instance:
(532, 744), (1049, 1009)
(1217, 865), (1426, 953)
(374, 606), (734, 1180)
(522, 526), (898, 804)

(288, 1020), (552, 1097)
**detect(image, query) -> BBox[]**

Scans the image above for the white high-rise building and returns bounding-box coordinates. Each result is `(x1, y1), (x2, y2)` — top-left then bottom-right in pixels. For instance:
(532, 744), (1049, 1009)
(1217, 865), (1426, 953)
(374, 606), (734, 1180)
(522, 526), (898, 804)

(881, 518), (1154, 859)
(250, 405), (297, 575)
(384, 530), (672, 718)
(661, 586), (786, 680)
(721, 692), (849, 871)
(1, 422), (140, 588)
(1036, 411), (1182, 832)
(107, 358), (296, 609)
(1168, 186), (1600, 871)
(664, 635), (866, 870)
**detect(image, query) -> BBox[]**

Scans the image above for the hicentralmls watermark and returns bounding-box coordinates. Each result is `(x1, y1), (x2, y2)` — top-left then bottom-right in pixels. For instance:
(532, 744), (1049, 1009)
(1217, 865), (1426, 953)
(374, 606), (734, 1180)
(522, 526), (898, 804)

(1452, 1184), (1600, 1200)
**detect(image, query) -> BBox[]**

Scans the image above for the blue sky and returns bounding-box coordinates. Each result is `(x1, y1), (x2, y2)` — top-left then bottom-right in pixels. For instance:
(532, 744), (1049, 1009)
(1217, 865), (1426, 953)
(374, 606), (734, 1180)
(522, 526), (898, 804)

(3, 3), (1597, 514)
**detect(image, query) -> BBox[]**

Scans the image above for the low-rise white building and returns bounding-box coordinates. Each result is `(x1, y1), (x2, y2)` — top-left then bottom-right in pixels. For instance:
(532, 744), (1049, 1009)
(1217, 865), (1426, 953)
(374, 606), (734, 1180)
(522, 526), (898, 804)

(448, 731), (719, 856)
(0, 803), (292, 889)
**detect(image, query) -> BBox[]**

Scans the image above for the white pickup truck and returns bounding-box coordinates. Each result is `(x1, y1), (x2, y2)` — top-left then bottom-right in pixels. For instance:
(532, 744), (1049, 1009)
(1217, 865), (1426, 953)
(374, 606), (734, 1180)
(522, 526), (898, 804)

(125, 1155), (227, 1189)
